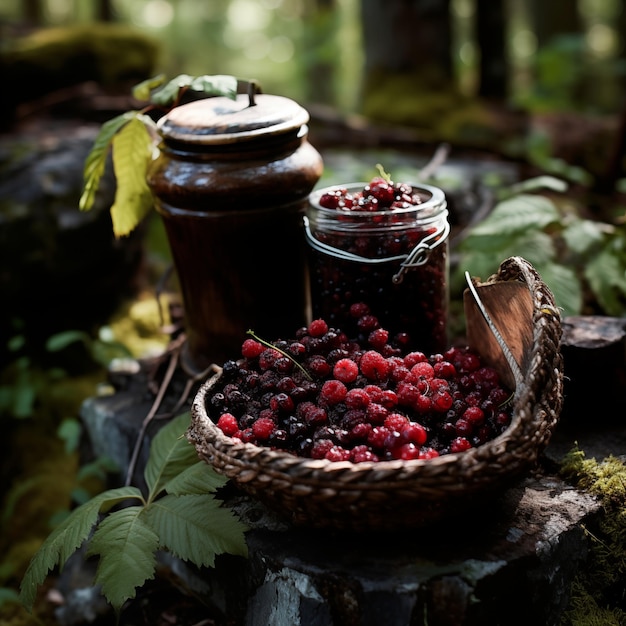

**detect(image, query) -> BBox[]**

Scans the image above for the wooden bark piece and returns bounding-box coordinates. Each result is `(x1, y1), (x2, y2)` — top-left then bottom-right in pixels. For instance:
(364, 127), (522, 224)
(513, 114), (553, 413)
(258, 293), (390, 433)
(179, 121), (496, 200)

(464, 280), (534, 391)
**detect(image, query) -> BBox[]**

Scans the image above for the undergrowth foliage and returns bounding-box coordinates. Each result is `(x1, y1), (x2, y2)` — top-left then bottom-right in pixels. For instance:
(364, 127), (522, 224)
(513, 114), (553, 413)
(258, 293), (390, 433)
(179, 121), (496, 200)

(454, 176), (626, 317)
(19, 412), (248, 613)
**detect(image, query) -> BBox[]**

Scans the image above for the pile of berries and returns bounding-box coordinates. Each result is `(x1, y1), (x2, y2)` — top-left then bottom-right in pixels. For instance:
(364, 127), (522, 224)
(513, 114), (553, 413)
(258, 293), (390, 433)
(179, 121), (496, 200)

(208, 307), (514, 463)
(318, 176), (425, 212)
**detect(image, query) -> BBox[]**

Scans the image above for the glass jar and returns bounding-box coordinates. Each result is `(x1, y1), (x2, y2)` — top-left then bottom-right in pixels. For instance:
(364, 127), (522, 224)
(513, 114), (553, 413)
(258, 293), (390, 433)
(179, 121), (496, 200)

(305, 182), (449, 355)
(147, 89), (323, 372)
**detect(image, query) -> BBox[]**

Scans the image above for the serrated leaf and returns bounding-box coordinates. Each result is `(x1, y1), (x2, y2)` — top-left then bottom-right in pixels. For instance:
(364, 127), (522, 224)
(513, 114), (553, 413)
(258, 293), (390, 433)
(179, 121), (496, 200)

(144, 494), (248, 568)
(79, 112), (138, 212)
(164, 461), (228, 496)
(151, 74), (238, 106)
(87, 507), (159, 612)
(132, 74), (167, 101)
(144, 413), (200, 499)
(585, 247), (626, 316)
(532, 262), (582, 316)
(464, 194), (561, 240)
(19, 486), (142, 610)
(110, 116), (155, 238)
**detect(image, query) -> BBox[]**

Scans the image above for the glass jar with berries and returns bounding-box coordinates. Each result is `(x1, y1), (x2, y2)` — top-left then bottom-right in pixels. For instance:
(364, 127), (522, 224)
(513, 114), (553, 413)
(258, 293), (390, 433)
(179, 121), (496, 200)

(305, 173), (449, 355)
(147, 85), (323, 373)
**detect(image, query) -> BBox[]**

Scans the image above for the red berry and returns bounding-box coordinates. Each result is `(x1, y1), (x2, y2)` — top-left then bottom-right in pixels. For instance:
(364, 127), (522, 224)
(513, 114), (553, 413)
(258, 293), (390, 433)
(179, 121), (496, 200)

(404, 351), (427, 367)
(349, 302), (370, 318)
(252, 417), (275, 441)
(241, 338), (264, 359)
(433, 361), (457, 379)
(402, 422), (427, 446)
(360, 350), (390, 381)
(345, 388), (371, 409)
(396, 442), (421, 460)
(319, 379), (348, 405)
(450, 437), (472, 453)
(325, 445), (351, 462)
(368, 328), (389, 350)
(410, 362), (435, 379)
(217, 413), (239, 436)
(464, 406), (485, 425)
(384, 412), (410, 432)
(333, 358), (359, 383)
(308, 319), (329, 337)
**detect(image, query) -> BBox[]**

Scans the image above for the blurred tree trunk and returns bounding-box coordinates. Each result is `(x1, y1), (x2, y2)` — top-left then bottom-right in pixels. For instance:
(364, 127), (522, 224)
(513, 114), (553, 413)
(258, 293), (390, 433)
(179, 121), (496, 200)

(22, 0), (43, 25)
(302, 0), (338, 105)
(476, 0), (507, 99)
(97, 0), (114, 21)
(526, 0), (582, 47)
(359, 0), (458, 130)
(361, 0), (452, 78)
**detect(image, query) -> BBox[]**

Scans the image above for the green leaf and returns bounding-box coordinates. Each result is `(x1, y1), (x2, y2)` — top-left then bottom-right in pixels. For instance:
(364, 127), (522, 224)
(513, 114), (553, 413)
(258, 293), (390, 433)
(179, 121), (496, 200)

(532, 262), (582, 316)
(164, 461), (228, 496)
(132, 74), (167, 101)
(503, 175), (568, 198)
(561, 218), (611, 255)
(151, 74), (239, 106)
(57, 418), (82, 454)
(79, 112), (138, 212)
(144, 494), (248, 568)
(144, 413), (199, 500)
(110, 116), (155, 237)
(87, 507), (159, 612)
(45, 330), (90, 352)
(585, 246), (626, 316)
(19, 486), (142, 610)
(464, 194), (561, 240)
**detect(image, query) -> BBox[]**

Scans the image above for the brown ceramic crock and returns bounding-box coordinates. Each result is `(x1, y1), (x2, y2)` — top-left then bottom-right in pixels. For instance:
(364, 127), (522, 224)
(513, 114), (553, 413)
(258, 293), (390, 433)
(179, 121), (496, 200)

(147, 86), (323, 373)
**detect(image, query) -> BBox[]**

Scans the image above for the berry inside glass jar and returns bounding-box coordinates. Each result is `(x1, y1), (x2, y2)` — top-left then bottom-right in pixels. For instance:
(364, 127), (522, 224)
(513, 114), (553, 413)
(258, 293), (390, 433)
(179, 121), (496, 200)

(305, 176), (450, 356)
(209, 314), (514, 464)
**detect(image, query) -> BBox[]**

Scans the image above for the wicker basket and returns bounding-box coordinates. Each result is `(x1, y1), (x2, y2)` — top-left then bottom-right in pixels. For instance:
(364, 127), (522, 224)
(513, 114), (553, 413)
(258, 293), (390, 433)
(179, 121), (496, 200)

(188, 256), (564, 531)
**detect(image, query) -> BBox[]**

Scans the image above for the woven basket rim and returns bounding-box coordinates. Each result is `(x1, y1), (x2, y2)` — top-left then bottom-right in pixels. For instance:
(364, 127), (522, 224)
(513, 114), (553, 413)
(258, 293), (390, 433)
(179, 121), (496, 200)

(189, 255), (564, 484)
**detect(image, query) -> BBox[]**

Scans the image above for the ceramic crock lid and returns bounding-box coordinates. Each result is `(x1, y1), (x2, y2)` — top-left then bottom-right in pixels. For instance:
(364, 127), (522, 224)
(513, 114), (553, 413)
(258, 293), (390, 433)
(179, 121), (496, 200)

(157, 92), (310, 146)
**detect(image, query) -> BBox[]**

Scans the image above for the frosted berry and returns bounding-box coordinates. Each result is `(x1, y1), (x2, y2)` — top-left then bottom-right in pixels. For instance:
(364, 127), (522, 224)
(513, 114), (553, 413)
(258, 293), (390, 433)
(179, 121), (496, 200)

(360, 350), (390, 381)
(217, 413), (239, 436)
(319, 379), (348, 406)
(333, 358), (359, 383)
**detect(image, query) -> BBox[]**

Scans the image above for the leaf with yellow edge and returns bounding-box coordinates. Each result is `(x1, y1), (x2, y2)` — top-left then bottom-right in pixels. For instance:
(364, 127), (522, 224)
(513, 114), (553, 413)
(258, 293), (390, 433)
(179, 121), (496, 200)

(79, 112), (137, 213)
(110, 116), (155, 238)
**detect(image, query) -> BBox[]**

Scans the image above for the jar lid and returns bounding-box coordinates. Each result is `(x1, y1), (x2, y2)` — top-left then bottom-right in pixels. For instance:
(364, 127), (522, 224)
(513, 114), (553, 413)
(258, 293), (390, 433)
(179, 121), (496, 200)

(157, 92), (310, 146)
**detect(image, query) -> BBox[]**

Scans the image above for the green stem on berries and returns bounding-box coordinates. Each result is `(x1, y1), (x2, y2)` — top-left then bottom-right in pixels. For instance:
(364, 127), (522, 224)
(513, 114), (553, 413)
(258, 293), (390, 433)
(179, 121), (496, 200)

(375, 163), (392, 182)
(246, 329), (313, 381)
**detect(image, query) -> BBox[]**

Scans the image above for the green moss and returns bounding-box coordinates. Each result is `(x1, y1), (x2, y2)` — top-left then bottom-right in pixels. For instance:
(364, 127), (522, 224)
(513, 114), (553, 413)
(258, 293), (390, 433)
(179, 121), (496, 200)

(559, 447), (626, 623)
